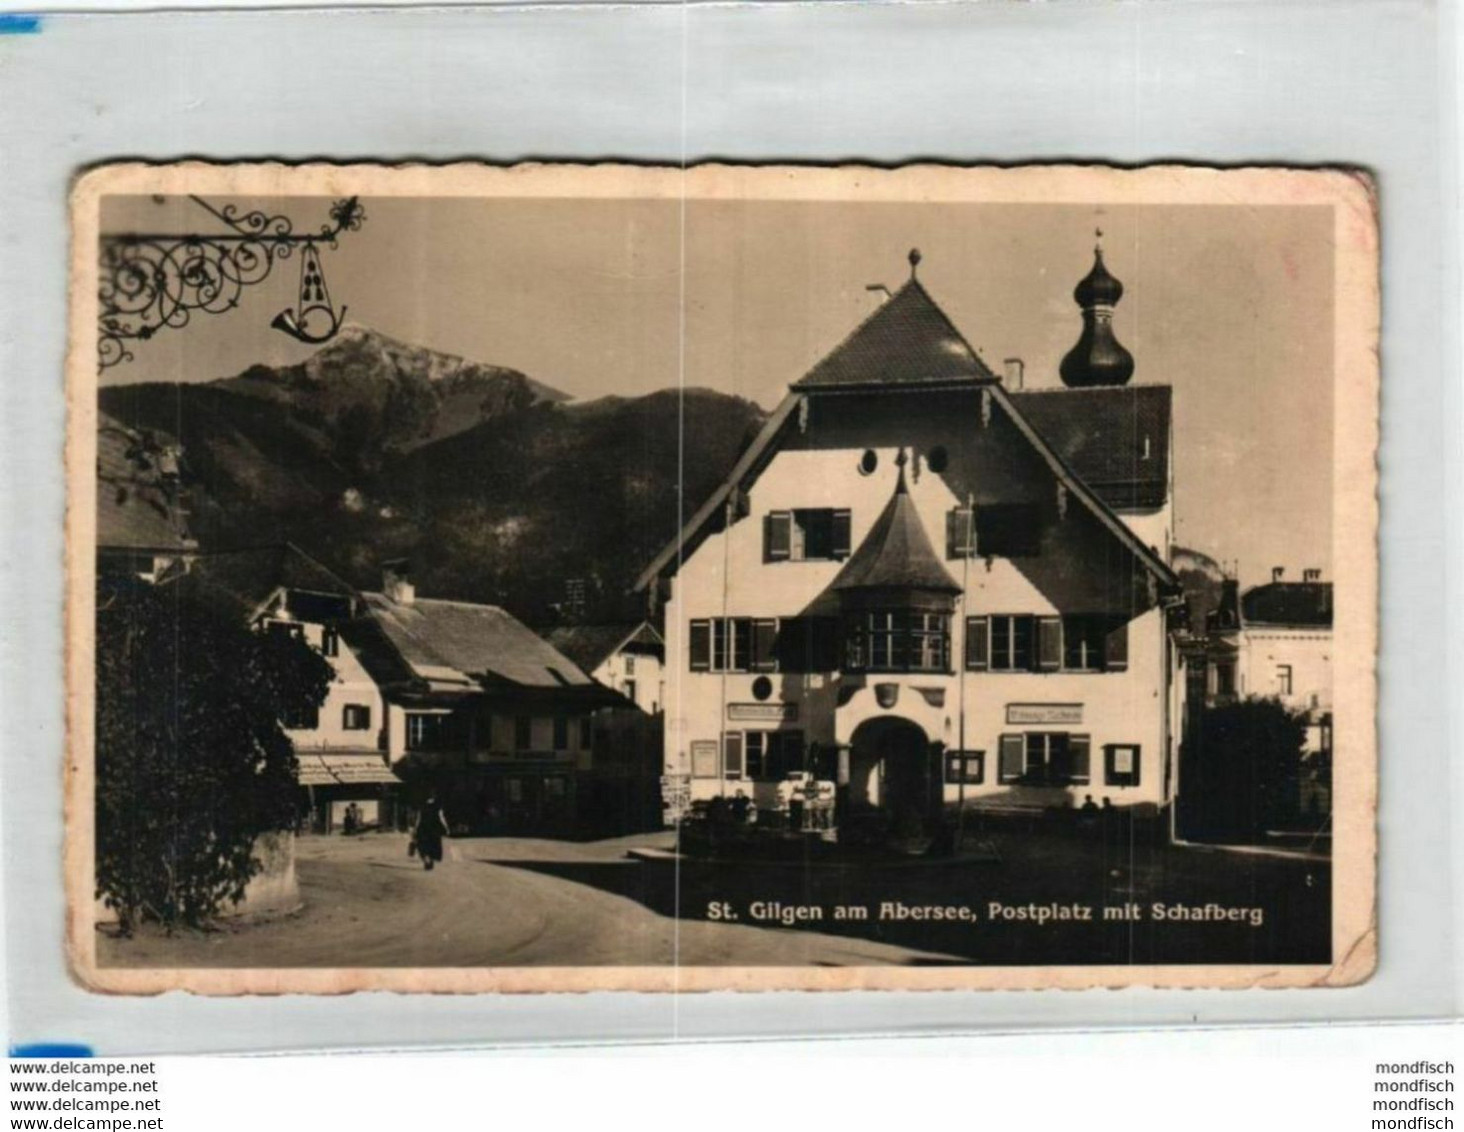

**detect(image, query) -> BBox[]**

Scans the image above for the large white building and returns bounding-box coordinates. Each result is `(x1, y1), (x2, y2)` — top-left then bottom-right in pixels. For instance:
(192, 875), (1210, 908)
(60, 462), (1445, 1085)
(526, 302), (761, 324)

(638, 246), (1188, 834)
(1210, 567), (1333, 757)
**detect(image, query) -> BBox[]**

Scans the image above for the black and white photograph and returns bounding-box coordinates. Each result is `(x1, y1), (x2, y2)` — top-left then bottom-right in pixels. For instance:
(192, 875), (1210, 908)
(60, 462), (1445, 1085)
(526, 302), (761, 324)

(65, 162), (1377, 993)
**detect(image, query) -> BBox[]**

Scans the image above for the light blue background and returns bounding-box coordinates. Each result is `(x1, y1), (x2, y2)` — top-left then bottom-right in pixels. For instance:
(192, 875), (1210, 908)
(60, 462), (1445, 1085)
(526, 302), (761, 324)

(0, 0), (1456, 1052)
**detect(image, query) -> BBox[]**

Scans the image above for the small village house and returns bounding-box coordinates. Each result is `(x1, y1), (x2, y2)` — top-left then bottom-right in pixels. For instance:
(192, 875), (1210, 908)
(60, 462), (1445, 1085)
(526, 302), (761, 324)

(542, 621), (665, 715)
(342, 562), (628, 836)
(1206, 566), (1333, 818)
(166, 544), (402, 834)
(637, 245), (1188, 836)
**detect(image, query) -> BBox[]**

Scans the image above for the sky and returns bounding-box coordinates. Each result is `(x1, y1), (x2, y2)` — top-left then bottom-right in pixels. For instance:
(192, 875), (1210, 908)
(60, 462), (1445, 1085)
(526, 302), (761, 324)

(99, 194), (1335, 580)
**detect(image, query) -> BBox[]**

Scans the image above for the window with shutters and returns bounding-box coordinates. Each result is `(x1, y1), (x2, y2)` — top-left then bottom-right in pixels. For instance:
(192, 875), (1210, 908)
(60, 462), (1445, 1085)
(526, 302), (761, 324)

(1062, 615), (1107, 671)
(947, 506), (977, 559)
(690, 618), (764, 673)
(553, 714), (569, 751)
(1014, 732), (1092, 786)
(283, 702), (320, 730)
(514, 715), (532, 751)
(342, 703), (371, 731)
(990, 615), (1036, 671)
(733, 729), (808, 781)
(406, 712), (450, 752)
(765, 508), (851, 561)
(975, 503), (1043, 557)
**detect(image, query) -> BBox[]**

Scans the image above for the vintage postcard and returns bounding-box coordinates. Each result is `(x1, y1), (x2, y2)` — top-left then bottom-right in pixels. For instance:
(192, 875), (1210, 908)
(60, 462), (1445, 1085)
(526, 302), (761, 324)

(66, 162), (1377, 993)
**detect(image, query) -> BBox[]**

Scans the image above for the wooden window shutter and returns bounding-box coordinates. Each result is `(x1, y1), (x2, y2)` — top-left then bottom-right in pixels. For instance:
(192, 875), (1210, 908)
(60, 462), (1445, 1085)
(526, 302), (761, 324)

(964, 615), (989, 670)
(689, 620), (711, 671)
(998, 734), (1025, 783)
(831, 509), (852, 558)
(765, 511), (792, 561)
(1105, 618), (1130, 672)
(1037, 616), (1063, 671)
(753, 619), (779, 672)
(947, 507), (975, 558)
(1069, 735), (1092, 784)
(723, 733), (744, 779)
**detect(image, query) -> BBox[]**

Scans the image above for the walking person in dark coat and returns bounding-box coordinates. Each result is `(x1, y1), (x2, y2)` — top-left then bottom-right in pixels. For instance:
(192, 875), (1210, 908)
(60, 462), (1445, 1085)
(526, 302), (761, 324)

(414, 794), (449, 871)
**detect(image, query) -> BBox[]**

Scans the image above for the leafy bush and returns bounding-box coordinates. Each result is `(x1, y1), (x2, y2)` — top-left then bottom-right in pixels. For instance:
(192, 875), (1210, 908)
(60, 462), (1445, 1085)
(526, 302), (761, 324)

(1180, 697), (1310, 839)
(95, 580), (332, 932)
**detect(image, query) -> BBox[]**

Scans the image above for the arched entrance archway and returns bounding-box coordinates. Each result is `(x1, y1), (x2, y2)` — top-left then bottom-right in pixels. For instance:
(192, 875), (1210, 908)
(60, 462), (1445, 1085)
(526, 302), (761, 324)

(848, 717), (937, 827)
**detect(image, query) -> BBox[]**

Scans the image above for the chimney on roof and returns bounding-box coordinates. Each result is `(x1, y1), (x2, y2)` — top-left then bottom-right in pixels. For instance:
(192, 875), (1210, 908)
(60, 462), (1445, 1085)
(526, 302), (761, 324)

(1272, 566), (1285, 584)
(1303, 568), (1321, 583)
(1003, 357), (1025, 390)
(382, 558), (415, 605)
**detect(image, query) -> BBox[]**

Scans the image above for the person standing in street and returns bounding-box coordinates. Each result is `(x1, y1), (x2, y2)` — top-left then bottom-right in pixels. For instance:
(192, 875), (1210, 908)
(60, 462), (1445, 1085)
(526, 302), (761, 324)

(414, 794), (449, 871)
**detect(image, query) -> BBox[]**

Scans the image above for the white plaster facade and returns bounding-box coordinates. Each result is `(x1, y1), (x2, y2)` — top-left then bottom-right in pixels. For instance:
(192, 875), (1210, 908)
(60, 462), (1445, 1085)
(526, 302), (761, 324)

(659, 393), (1183, 823)
(275, 618), (386, 754)
(593, 649), (664, 716)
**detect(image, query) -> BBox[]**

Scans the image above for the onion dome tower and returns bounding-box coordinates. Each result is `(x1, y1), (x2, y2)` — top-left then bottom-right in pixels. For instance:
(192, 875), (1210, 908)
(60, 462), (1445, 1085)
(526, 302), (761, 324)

(1059, 230), (1135, 388)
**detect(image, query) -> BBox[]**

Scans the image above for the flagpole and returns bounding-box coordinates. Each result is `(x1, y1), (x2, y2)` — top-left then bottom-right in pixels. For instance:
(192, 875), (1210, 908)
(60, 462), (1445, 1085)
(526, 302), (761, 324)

(956, 492), (973, 854)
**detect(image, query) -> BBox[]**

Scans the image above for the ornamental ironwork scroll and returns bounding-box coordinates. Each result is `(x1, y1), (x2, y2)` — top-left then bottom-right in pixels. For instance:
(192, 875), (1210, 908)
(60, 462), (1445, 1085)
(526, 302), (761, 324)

(97, 195), (366, 371)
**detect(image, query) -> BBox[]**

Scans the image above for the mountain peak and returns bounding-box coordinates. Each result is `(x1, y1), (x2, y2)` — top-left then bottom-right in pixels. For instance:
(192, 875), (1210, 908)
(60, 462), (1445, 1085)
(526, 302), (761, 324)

(213, 325), (569, 453)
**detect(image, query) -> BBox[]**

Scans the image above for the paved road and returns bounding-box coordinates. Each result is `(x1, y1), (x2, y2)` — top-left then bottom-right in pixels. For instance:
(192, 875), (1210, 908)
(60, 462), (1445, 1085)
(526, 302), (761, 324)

(99, 832), (959, 968)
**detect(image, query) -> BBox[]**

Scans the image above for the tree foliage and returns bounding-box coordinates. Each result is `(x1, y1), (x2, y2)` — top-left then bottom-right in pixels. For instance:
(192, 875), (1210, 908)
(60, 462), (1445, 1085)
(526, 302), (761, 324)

(95, 580), (333, 932)
(1181, 697), (1311, 839)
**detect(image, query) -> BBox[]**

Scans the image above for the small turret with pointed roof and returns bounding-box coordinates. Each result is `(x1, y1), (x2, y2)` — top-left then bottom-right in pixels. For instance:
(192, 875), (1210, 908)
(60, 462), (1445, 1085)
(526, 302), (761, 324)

(829, 448), (961, 612)
(1060, 230), (1135, 388)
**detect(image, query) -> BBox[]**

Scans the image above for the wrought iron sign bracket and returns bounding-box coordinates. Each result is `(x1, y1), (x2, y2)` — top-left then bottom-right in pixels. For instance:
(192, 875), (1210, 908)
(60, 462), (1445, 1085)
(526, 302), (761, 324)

(97, 195), (366, 371)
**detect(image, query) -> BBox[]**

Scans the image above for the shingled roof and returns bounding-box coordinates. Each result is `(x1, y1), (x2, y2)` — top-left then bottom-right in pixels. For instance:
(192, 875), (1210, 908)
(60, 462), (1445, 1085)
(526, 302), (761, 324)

(830, 469), (961, 598)
(792, 280), (997, 391)
(360, 593), (597, 692)
(1008, 386), (1171, 510)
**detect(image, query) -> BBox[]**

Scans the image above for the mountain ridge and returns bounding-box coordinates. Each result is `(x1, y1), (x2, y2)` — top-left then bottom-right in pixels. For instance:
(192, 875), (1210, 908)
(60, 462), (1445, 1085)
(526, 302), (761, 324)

(98, 328), (767, 622)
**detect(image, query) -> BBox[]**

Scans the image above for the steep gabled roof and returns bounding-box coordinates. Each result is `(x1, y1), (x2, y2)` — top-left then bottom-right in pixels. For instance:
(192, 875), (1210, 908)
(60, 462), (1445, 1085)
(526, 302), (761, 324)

(542, 621), (664, 673)
(1007, 386), (1171, 510)
(175, 543), (357, 621)
(988, 384), (1177, 589)
(792, 280), (997, 391)
(830, 471), (960, 595)
(635, 281), (1178, 595)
